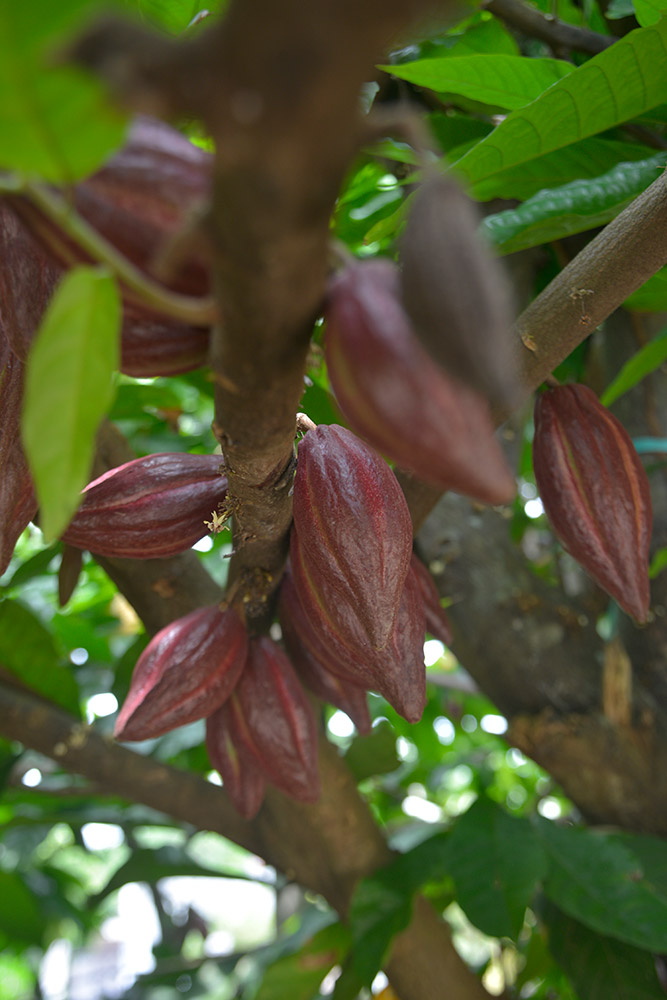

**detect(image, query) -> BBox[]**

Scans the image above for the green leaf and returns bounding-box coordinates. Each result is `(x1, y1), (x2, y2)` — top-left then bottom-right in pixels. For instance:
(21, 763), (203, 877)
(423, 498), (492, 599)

(649, 547), (667, 579)
(453, 21), (667, 188)
(612, 831), (667, 895)
(467, 138), (658, 202)
(481, 153), (667, 253)
(0, 599), (80, 715)
(535, 818), (667, 951)
(380, 55), (573, 111)
(624, 266), (667, 311)
(126, 0), (227, 34)
(344, 722), (400, 782)
(22, 267), (120, 542)
(0, 954), (35, 1000)
(633, 0), (666, 25)
(601, 328), (667, 405)
(448, 797), (548, 938)
(0, 2), (127, 182)
(0, 871), (47, 945)
(255, 923), (350, 1000)
(546, 905), (667, 999)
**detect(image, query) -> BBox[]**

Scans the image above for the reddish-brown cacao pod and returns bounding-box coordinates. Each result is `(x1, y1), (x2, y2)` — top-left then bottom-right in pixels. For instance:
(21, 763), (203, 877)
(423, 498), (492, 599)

(206, 699), (267, 819)
(292, 423), (413, 650)
(324, 259), (515, 505)
(533, 384), (652, 622)
(411, 553), (452, 646)
(115, 605), (248, 741)
(278, 569), (372, 734)
(290, 536), (426, 723)
(228, 637), (321, 803)
(0, 350), (38, 575)
(61, 452), (227, 558)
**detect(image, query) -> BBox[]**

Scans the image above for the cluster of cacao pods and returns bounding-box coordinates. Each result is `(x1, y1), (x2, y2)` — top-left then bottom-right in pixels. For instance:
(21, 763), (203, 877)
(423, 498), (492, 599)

(532, 384), (652, 622)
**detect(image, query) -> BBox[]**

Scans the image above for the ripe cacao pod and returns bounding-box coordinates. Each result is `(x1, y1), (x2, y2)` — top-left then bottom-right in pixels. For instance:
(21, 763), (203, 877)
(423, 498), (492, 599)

(0, 351), (38, 575)
(206, 699), (267, 819)
(61, 452), (227, 559)
(290, 536), (426, 723)
(278, 569), (372, 734)
(324, 259), (515, 505)
(119, 305), (210, 377)
(228, 637), (321, 803)
(533, 384), (652, 622)
(292, 423), (412, 650)
(115, 605), (248, 741)
(399, 173), (517, 410)
(411, 553), (452, 646)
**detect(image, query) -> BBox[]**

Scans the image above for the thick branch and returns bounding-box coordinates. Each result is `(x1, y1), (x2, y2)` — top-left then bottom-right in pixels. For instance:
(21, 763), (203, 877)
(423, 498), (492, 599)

(484, 0), (613, 54)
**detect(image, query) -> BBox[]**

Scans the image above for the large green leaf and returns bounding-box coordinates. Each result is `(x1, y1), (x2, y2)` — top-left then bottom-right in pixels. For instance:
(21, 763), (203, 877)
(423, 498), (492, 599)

(546, 905), (666, 999)
(0, 599), (80, 715)
(22, 267), (120, 542)
(0, 871), (47, 945)
(633, 0), (666, 25)
(380, 55), (573, 111)
(624, 266), (667, 311)
(447, 797), (548, 938)
(0, 1), (127, 181)
(255, 923), (350, 1000)
(454, 21), (667, 187)
(536, 818), (667, 951)
(601, 328), (667, 406)
(481, 152), (667, 253)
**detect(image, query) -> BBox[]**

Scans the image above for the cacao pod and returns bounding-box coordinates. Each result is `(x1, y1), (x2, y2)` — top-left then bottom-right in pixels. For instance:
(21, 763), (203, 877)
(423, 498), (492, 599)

(0, 351), (38, 576)
(115, 604), (248, 741)
(290, 536), (426, 723)
(206, 700), (267, 819)
(292, 423), (412, 650)
(119, 305), (210, 377)
(533, 384), (652, 622)
(411, 553), (452, 646)
(61, 452), (227, 559)
(279, 569), (372, 734)
(399, 173), (517, 410)
(228, 637), (321, 803)
(324, 259), (516, 505)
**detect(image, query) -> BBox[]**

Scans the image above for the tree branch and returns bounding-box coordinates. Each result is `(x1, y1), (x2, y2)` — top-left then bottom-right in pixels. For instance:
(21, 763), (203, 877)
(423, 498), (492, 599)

(483, 0), (613, 55)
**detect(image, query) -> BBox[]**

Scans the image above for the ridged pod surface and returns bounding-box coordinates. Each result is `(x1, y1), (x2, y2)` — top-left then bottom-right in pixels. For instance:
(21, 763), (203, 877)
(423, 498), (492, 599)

(411, 554), (452, 646)
(533, 384), (652, 622)
(230, 637), (321, 803)
(115, 606), (248, 741)
(278, 569), (372, 734)
(325, 259), (515, 505)
(206, 700), (267, 819)
(292, 423), (412, 649)
(290, 535), (426, 722)
(61, 453), (227, 558)
(0, 351), (38, 575)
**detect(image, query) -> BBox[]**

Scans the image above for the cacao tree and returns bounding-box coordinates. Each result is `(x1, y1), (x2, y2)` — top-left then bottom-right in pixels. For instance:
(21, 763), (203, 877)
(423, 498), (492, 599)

(1, 1), (667, 999)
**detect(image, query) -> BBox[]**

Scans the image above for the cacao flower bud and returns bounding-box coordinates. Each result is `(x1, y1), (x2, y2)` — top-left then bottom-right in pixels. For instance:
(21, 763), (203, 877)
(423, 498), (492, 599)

(61, 452), (227, 559)
(533, 384), (652, 622)
(324, 258), (515, 505)
(399, 173), (517, 410)
(115, 605), (248, 741)
(290, 536), (426, 723)
(228, 637), (321, 803)
(206, 700), (267, 819)
(411, 553), (452, 646)
(292, 423), (412, 650)
(0, 350), (38, 576)
(279, 569), (372, 735)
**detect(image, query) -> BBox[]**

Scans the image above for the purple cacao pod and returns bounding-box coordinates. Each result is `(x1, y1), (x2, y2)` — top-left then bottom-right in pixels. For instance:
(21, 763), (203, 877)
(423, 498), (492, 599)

(292, 423), (412, 650)
(0, 351), (38, 575)
(533, 384), (652, 622)
(279, 570), (372, 734)
(324, 259), (516, 505)
(230, 637), (321, 803)
(61, 452), (227, 559)
(115, 605), (248, 741)
(206, 699), (267, 819)
(411, 553), (452, 646)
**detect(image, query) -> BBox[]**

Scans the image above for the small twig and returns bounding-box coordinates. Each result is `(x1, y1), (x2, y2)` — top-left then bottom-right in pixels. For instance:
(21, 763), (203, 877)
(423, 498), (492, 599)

(0, 176), (217, 327)
(483, 0), (614, 55)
